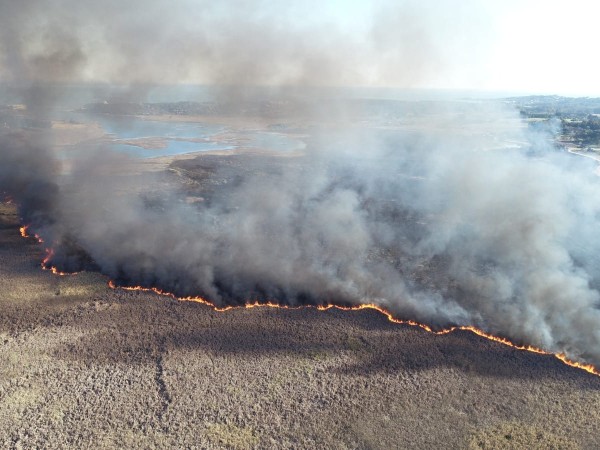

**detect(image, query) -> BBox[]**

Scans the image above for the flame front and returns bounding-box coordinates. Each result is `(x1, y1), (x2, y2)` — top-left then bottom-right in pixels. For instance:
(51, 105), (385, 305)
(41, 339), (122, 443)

(45, 266), (77, 276)
(20, 224), (43, 243)
(21, 224), (76, 276)
(40, 248), (76, 276)
(106, 281), (599, 377)
(17, 224), (600, 379)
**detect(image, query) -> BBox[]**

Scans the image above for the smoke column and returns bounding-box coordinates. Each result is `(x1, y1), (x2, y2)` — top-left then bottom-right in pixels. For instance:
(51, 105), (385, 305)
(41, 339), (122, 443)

(1, 0), (600, 367)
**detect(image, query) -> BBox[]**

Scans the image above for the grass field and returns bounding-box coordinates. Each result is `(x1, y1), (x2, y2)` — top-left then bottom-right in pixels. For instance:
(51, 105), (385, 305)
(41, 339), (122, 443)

(1, 201), (599, 449)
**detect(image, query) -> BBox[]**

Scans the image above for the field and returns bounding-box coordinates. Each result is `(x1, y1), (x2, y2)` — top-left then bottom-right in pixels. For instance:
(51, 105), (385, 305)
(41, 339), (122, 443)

(1, 201), (600, 449)
(2, 101), (600, 449)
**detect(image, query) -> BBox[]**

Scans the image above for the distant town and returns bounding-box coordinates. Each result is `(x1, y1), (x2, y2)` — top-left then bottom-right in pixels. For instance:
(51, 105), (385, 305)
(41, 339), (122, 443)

(508, 95), (600, 151)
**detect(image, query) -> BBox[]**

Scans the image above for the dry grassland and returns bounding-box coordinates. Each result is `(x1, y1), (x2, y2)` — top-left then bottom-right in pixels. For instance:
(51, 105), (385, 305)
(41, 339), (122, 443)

(0, 202), (599, 449)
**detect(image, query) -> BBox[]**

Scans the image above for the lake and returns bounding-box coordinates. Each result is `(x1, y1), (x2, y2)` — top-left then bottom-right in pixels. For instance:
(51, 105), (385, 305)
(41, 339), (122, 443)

(93, 116), (305, 158)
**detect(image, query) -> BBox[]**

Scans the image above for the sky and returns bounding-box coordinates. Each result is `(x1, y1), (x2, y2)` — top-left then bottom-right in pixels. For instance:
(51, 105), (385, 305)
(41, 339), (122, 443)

(314, 0), (600, 96)
(460, 0), (600, 96)
(1, 0), (599, 96)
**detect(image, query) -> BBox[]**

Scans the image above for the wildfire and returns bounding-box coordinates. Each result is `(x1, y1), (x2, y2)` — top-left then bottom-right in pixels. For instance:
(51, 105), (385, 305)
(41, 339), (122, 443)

(21, 225), (76, 276)
(40, 248), (77, 276)
(17, 224), (600, 379)
(106, 281), (600, 378)
(20, 224), (44, 243)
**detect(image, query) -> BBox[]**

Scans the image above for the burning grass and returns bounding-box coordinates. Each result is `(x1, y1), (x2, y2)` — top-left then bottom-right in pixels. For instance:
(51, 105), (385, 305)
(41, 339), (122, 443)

(18, 209), (600, 378)
(101, 279), (600, 378)
(2, 201), (600, 448)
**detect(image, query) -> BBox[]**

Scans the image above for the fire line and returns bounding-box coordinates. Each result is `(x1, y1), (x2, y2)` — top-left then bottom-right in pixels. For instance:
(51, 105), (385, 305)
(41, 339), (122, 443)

(105, 280), (600, 377)
(19, 223), (600, 378)
(20, 226), (79, 276)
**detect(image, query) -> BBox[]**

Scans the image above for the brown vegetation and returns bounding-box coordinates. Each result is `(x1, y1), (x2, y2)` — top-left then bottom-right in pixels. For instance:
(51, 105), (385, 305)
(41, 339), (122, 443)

(1, 201), (599, 449)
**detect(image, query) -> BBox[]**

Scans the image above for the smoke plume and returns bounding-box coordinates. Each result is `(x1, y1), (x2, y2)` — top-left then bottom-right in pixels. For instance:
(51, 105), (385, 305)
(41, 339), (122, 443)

(1, 0), (600, 368)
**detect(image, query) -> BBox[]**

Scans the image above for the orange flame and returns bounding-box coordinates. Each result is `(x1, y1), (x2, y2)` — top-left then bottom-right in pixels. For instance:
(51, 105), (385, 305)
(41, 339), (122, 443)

(106, 280), (600, 377)
(21, 225), (76, 276)
(45, 266), (78, 276)
(17, 224), (600, 378)
(20, 224), (44, 243)
(41, 248), (54, 267)
(40, 248), (78, 276)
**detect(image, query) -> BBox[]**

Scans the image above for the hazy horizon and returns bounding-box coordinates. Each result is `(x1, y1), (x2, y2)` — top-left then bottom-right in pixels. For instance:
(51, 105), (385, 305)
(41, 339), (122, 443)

(2, 1), (600, 97)
(0, 82), (590, 107)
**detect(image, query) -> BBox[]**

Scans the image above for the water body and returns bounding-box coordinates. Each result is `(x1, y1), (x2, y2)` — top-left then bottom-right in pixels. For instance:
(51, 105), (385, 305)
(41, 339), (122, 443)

(110, 140), (230, 158)
(93, 116), (305, 158)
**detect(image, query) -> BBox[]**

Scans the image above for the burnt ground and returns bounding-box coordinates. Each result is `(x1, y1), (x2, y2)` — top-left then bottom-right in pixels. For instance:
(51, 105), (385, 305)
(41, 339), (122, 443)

(1, 197), (600, 449)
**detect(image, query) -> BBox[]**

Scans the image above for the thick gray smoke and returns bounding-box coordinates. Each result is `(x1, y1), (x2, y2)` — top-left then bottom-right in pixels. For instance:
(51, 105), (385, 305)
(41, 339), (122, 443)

(1, 0), (600, 367)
